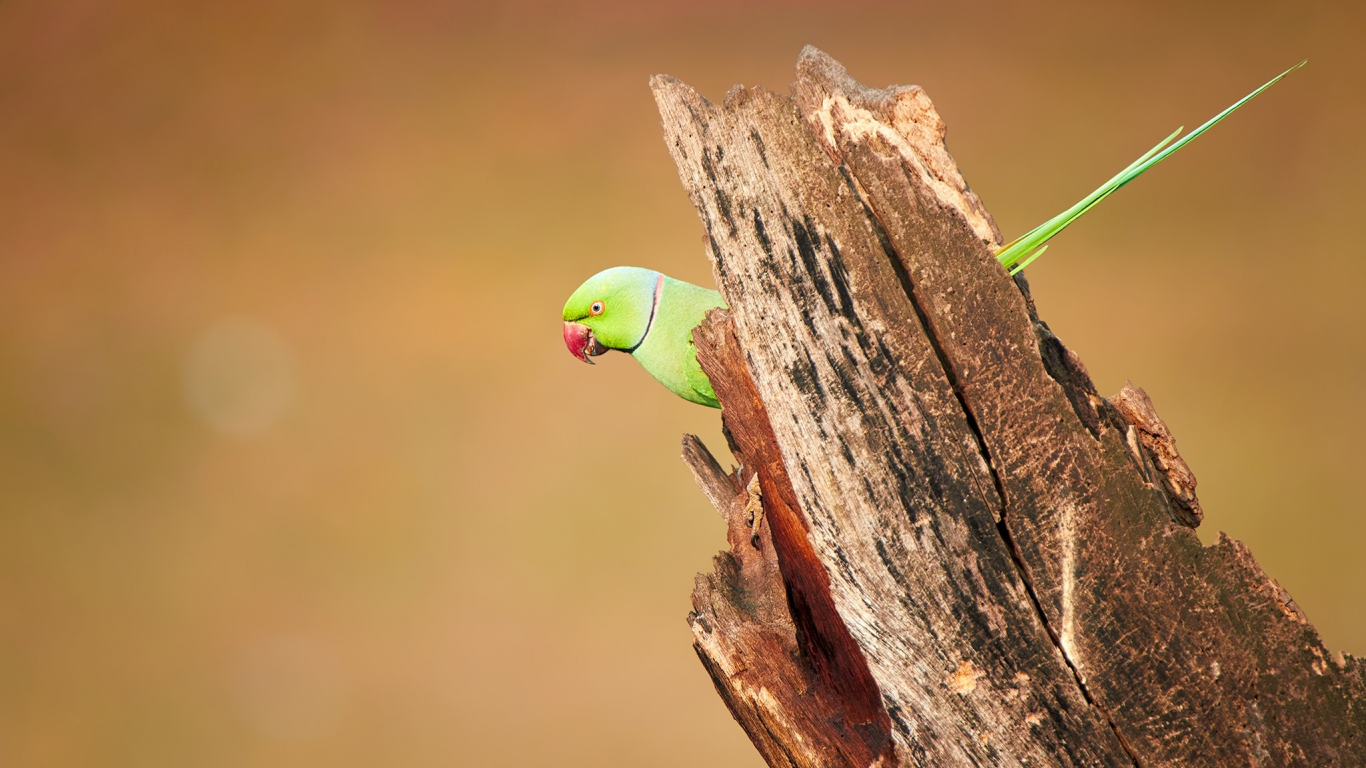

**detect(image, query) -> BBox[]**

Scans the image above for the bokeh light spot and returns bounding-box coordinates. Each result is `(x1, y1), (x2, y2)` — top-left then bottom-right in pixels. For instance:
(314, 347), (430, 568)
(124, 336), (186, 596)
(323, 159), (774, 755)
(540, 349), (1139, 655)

(184, 317), (295, 435)
(232, 634), (345, 743)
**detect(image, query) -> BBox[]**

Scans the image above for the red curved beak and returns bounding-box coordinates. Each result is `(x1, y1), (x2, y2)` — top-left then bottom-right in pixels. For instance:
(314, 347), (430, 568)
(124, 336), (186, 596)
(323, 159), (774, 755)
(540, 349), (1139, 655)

(563, 321), (600, 364)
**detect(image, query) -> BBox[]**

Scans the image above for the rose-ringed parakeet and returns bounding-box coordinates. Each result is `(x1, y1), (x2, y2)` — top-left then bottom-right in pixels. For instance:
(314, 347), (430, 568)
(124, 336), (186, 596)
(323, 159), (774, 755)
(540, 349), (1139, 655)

(563, 267), (726, 407)
(562, 63), (1302, 408)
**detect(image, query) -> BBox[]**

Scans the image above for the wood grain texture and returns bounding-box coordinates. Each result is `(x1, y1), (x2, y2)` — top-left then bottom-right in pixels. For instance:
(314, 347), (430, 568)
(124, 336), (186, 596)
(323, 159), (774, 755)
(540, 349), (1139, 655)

(660, 47), (1365, 767)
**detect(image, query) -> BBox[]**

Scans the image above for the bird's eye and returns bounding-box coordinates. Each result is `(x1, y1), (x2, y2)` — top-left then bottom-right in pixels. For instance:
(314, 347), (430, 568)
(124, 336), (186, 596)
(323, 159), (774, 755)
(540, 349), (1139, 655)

(590, 301), (605, 316)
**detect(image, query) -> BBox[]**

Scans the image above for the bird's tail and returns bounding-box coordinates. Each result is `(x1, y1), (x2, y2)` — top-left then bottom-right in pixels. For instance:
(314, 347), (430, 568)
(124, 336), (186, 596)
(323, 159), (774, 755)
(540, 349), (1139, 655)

(996, 61), (1306, 275)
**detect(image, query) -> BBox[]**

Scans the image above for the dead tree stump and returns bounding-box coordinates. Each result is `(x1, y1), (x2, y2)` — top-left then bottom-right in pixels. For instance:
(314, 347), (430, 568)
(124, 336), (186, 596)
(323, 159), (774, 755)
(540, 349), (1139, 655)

(661, 47), (1365, 767)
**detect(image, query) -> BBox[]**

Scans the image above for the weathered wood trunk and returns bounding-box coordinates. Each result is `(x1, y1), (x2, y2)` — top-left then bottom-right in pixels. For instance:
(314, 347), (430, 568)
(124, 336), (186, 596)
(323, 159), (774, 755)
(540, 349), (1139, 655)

(660, 47), (1366, 767)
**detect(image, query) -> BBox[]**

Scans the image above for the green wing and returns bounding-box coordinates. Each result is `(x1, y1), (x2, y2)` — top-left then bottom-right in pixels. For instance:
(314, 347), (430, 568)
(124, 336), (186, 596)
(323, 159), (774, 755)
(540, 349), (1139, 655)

(997, 61), (1305, 275)
(684, 343), (721, 409)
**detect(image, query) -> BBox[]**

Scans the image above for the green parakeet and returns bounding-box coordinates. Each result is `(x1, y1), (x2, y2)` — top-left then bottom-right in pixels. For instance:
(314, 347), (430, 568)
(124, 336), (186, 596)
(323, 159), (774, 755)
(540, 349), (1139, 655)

(563, 63), (1302, 408)
(562, 267), (726, 407)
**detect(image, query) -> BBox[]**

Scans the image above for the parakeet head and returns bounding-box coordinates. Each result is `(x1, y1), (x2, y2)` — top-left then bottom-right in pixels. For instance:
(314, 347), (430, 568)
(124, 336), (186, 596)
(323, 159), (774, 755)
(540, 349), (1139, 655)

(561, 266), (663, 364)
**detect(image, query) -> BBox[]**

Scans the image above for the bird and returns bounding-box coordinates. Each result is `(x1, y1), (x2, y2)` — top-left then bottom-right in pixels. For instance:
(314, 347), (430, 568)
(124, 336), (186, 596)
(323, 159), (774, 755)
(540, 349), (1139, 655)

(562, 266), (726, 406)
(562, 63), (1303, 408)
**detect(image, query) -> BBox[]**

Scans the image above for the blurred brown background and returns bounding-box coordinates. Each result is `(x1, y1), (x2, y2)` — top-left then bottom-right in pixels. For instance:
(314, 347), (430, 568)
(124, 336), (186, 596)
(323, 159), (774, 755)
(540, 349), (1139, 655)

(0, 0), (1361, 765)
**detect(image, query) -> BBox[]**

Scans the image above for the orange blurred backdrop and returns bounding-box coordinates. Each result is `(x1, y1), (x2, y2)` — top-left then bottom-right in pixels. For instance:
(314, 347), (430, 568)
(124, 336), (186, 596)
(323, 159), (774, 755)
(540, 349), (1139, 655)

(1, 1), (1362, 765)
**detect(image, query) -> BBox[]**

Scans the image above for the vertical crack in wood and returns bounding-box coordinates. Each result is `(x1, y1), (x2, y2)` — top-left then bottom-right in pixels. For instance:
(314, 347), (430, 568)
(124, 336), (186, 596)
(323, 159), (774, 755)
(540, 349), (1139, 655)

(929, 258), (1148, 767)
(792, 47), (1141, 759)
(833, 143), (1145, 768)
